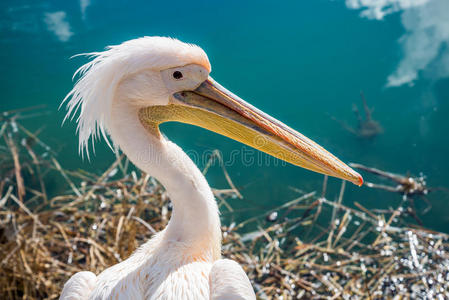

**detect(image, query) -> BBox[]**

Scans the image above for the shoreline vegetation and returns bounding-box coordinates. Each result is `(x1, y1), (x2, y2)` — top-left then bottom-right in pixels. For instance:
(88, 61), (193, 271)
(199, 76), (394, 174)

(1, 107), (448, 299)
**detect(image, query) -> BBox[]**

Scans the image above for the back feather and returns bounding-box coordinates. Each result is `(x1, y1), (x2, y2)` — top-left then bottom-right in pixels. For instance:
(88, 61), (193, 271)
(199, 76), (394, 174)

(59, 271), (96, 300)
(210, 259), (256, 300)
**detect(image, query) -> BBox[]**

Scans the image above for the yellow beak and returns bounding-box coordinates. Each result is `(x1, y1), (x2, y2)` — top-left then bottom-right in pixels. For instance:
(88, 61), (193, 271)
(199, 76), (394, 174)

(139, 77), (363, 186)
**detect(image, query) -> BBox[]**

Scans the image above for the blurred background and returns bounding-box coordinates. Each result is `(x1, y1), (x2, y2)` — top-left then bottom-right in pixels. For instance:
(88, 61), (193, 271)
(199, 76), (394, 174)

(1, 0), (448, 232)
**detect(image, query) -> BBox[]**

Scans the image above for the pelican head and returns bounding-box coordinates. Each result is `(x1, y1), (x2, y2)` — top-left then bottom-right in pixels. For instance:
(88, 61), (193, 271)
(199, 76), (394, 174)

(64, 36), (362, 185)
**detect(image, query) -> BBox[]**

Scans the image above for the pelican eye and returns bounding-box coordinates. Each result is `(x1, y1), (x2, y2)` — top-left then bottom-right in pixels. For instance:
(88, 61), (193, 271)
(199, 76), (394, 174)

(173, 71), (183, 80)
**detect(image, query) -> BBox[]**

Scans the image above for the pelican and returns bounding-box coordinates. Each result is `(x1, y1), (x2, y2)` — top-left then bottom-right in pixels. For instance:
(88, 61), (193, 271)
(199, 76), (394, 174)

(59, 37), (362, 300)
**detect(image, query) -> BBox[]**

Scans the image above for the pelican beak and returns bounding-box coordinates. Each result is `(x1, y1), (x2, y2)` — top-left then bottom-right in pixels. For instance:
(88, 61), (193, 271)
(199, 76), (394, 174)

(140, 77), (363, 186)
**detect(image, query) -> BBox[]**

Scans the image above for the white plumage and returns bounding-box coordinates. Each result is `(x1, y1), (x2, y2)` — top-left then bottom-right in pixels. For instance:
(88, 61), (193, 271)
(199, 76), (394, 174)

(60, 36), (362, 300)
(60, 37), (256, 300)
(62, 37), (209, 158)
(210, 260), (256, 300)
(60, 272), (96, 300)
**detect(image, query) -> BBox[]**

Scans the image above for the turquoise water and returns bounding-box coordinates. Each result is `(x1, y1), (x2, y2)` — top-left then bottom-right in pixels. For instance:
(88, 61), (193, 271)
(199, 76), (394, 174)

(1, 0), (449, 232)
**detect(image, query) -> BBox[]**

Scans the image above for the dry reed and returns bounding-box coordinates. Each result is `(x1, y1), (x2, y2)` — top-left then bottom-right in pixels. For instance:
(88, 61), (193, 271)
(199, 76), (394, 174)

(1, 107), (448, 299)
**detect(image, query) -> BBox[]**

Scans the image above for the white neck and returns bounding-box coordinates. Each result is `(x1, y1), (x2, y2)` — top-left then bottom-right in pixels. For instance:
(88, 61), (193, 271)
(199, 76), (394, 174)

(109, 100), (221, 260)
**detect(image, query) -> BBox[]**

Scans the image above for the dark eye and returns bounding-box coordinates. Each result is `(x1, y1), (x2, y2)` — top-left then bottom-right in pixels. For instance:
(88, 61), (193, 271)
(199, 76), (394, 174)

(173, 71), (183, 80)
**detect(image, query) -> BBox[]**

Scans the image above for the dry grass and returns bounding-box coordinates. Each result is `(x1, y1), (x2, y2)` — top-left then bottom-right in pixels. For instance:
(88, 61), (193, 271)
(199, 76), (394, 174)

(1, 107), (448, 299)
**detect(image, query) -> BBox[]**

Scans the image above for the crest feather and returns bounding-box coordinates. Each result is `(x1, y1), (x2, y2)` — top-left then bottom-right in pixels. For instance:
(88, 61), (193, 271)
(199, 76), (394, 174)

(61, 36), (210, 158)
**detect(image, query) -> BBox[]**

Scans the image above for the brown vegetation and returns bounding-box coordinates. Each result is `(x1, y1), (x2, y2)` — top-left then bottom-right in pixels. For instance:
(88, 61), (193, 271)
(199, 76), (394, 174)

(1, 108), (448, 299)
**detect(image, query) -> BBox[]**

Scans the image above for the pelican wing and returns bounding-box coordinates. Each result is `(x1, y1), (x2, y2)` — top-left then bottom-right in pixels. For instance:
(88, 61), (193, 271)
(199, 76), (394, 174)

(60, 271), (96, 300)
(210, 259), (256, 300)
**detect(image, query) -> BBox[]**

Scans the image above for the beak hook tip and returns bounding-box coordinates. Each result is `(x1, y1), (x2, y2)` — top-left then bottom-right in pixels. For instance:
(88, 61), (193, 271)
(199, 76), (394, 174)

(356, 173), (364, 186)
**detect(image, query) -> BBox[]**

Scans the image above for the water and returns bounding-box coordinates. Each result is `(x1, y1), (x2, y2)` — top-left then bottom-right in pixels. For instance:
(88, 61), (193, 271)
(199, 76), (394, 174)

(1, 0), (448, 232)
